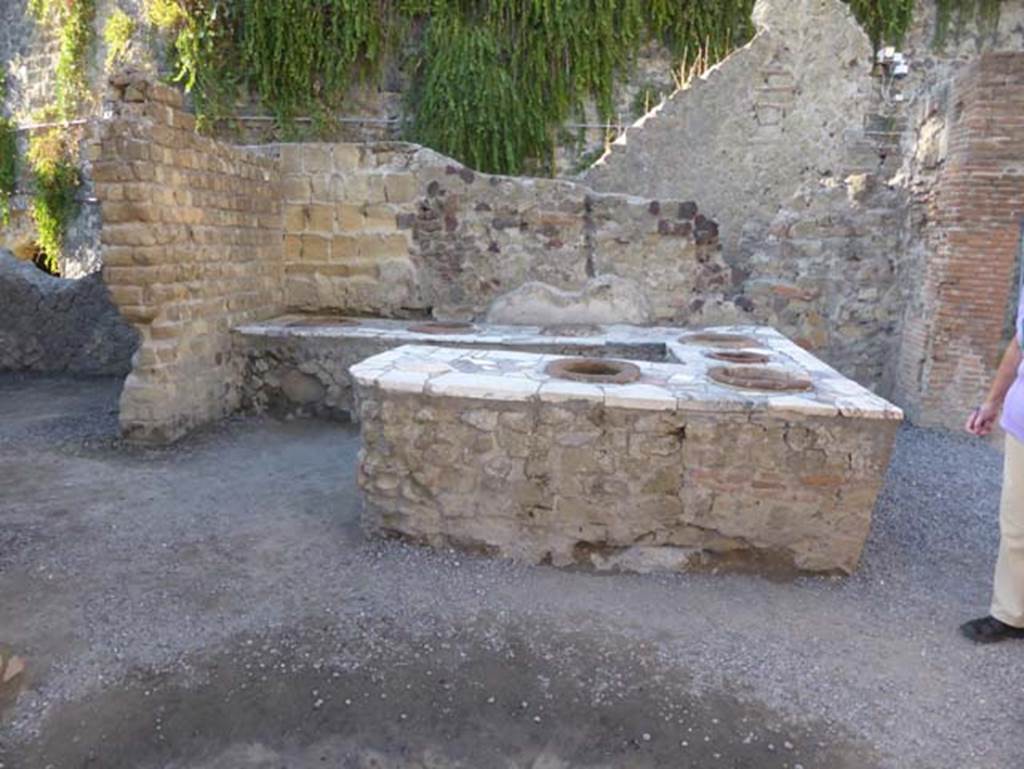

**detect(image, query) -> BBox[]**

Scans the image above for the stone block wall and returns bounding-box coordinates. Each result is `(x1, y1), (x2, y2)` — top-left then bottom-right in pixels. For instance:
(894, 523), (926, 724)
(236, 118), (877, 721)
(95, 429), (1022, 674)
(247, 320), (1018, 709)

(735, 176), (906, 390)
(94, 72), (283, 443)
(278, 143), (424, 316)
(353, 345), (901, 574)
(583, 0), (877, 261)
(276, 142), (729, 323)
(579, 0), (911, 393)
(894, 53), (1024, 428)
(1, 0), (59, 119)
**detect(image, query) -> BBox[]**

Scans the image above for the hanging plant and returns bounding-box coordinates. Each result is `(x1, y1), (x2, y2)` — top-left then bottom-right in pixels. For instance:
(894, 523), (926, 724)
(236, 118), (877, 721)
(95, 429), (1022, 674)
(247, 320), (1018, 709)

(843, 0), (916, 48)
(29, 0), (97, 118)
(104, 8), (137, 71)
(26, 127), (80, 273)
(0, 71), (15, 229)
(150, 0), (756, 173)
(0, 117), (15, 229)
(21, 0), (95, 270)
(934, 0), (1003, 49)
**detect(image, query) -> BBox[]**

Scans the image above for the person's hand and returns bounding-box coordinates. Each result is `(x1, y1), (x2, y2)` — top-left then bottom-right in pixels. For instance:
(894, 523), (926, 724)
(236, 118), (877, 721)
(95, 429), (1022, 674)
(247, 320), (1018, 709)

(966, 401), (1001, 436)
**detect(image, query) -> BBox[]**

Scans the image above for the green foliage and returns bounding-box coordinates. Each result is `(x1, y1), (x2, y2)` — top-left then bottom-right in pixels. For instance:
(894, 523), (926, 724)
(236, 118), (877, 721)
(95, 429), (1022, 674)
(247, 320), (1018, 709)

(24, 0), (94, 267)
(149, 0), (756, 174)
(145, 0), (188, 30)
(240, 0), (396, 124)
(136, 0), (1003, 173)
(0, 71), (14, 229)
(843, 0), (916, 47)
(934, 0), (1003, 49)
(148, 1), (243, 130)
(646, 0), (756, 67)
(104, 8), (137, 70)
(29, 0), (97, 118)
(630, 82), (670, 119)
(410, 14), (541, 175)
(409, 0), (756, 174)
(841, 0), (1004, 48)
(26, 129), (80, 273)
(0, 117), (15, 229)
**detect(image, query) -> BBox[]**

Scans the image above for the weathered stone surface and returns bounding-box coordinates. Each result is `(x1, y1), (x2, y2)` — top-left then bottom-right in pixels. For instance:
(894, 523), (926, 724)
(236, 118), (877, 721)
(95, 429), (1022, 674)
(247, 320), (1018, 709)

(234, 316), (675, 419)
(272, 142), (727, 324)
(237, 332), (396, 420)
(485, 276), (654, 326)
(0, 250), (137, 374)
(352, 344), (901, 575)
(585, 0), (875, 260)
(580, 0), (909, 393)
(95, 69), (284, 444)
(892, 53), (1024, 430)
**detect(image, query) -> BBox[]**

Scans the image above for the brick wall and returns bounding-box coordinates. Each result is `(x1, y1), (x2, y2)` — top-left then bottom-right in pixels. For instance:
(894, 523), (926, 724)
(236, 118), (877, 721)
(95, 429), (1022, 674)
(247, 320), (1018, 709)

(895, 53), (1024, 428)
(277, 142), (729, 323)
(95, 71), (284, 443)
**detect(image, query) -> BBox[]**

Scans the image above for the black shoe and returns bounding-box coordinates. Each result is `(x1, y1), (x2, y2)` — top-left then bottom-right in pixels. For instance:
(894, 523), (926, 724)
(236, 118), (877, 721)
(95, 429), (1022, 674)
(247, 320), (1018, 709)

(959, 616), (1024, 644)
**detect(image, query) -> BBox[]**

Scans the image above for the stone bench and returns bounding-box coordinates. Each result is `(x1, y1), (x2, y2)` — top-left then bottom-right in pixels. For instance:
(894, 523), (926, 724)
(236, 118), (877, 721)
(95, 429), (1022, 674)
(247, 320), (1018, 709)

(350, 338), (902, 575)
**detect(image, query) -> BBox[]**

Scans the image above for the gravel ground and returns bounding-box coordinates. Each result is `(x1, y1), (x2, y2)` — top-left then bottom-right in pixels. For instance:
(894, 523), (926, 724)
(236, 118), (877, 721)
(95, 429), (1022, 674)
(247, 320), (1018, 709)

(0, 373), (1021, 768)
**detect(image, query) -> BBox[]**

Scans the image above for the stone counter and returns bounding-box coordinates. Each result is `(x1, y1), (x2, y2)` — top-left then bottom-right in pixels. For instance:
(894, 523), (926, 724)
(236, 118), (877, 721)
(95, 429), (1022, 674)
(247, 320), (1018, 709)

(236, 316), (902, 422)
(351, 340), (902, 575)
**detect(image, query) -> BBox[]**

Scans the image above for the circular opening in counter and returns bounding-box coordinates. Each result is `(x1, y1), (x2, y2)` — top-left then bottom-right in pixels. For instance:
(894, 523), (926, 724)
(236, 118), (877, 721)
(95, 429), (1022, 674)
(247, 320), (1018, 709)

(708, 365), (812, 392)
(408, 321), (476, 335)
(545, 357), (641, 384)
(540, 324), (604, 337)
(704, 350), (770, 364)
(678, 332), (760, 348)
(287, 316), (359, 327)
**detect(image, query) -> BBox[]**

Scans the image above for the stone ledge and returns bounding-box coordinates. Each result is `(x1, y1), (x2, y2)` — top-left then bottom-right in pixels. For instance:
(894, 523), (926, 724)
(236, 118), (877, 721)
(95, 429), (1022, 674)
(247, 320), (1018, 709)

(343, 328), (902, 421)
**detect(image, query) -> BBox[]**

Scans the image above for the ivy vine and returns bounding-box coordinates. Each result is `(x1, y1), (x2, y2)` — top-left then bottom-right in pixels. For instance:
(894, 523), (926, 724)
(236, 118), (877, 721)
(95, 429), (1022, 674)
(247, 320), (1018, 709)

(845, 0), (916, 48)
(104, 8), (137, 71)
(149, 0), (1005, 174)
(22, 0), (95, 271)
(149, 0), (757, 174)
(27, 128), (80, 273)
(934, 0), (1004, 49)
(30, 0), (97, 118)
(12, 0), (1006, 219)
(0, 118), (15, 230)
(0, 70), (15, 229)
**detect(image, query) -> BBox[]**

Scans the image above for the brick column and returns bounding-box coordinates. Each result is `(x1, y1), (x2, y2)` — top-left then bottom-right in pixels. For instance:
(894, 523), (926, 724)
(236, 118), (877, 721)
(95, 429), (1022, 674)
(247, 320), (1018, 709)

(896, 53), (1024, 429)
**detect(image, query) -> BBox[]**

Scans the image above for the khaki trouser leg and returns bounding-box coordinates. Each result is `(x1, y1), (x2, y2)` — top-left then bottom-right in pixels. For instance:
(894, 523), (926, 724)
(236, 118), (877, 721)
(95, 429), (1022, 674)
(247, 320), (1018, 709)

(990, 433), (1024, 628)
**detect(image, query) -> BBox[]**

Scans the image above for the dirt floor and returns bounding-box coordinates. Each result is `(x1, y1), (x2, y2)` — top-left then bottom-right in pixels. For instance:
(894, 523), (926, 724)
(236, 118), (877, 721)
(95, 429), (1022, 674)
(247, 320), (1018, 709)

(1, 373), (1022, 768)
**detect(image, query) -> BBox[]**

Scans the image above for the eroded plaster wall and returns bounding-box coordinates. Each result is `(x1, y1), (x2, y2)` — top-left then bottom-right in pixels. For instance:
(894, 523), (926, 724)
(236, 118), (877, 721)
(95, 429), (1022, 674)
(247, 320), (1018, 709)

(583, 0), (877, 260)
(275, 142), (729, 324)
(582, 0), (907, 392)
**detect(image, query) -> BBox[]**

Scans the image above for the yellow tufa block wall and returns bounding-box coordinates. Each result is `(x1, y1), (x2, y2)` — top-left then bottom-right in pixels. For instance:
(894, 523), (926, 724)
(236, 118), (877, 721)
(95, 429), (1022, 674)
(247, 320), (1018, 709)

(95, 70), (284, 443)
(278, 142), (423, 315)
